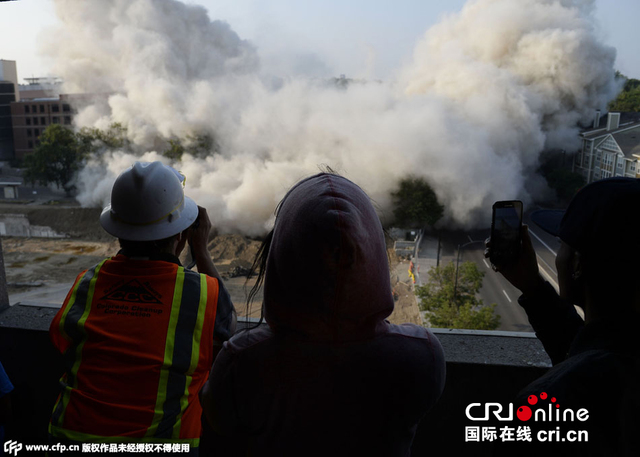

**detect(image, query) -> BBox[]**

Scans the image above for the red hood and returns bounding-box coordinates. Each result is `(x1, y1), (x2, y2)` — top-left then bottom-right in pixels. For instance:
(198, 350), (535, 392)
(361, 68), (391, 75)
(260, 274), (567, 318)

(264, 173), (393, 342)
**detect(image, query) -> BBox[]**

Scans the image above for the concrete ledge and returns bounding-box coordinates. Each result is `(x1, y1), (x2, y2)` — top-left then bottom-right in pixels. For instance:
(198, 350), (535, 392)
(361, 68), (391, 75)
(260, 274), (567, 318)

(430, 327), (550, 367)
(0, 308), (551, 367)
(0, 303), (59, 331)
(235, 317), (551, 367)
(0, 307), (552, 455)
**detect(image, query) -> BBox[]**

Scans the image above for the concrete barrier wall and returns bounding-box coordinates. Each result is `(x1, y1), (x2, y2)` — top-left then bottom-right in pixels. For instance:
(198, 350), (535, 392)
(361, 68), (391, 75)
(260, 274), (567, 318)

(0, 305), (551, 456)
(0, 214), (67, 238)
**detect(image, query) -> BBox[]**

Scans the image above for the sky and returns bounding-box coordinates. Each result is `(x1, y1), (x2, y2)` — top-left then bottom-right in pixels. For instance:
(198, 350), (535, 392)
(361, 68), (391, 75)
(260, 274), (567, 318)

(0, 0), (638, 83)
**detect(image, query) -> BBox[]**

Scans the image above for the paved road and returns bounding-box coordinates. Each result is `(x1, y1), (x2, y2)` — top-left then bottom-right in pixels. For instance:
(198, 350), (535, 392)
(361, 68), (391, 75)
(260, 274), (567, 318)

(418, 221), (561, 332)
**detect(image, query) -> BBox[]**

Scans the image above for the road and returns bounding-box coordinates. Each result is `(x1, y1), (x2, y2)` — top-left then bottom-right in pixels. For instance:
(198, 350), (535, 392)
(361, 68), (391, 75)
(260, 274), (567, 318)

(417, 215), (561, 332)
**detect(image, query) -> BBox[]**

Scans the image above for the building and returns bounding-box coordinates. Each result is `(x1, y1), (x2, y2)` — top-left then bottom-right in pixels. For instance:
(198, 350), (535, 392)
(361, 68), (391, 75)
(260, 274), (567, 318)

(574, 112), (640, 183)
(0, 60), (19, 101)
(19, 76), (62, 100)
(0, 60), (19, 160)
(9, 94), (77, 161)
(0, 176), (22, 199)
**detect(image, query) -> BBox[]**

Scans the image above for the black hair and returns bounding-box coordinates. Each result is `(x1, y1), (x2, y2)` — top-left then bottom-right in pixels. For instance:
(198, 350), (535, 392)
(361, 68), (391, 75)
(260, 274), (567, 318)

(118, 235), (178, 257)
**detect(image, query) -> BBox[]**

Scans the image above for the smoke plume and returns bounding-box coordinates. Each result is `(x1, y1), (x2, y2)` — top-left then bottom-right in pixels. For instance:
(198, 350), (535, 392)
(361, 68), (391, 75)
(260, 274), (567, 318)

(43, 0), (619, 235)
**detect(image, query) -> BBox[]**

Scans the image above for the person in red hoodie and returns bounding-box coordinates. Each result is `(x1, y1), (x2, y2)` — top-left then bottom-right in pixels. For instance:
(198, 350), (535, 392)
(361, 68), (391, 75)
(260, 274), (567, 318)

(201, 172), (446, 456)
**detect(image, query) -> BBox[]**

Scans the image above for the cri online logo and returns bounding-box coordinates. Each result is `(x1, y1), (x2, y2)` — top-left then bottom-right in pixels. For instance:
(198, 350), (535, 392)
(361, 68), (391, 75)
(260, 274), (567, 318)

(466, 392), (589, 422)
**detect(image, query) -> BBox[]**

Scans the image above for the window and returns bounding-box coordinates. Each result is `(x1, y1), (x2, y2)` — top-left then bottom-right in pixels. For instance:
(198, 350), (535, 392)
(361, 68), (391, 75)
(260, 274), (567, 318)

(631, 163), (636, 171)
(40, 105), (45, 113)
(28, 140), (33, 149)
(52, 116), (60, 124)
(27, 129), (32, 137)
(617, 161), (623, 168)
(33, 117), (38, 125)
(41, 117), (46, 125)
(64, 116), (71, 125)
(32, 105), (37, 112)
(25, 105), (30, 114)
(26, 118), (31, 126)
(52, 105), (59, 113)
(63, 104), (71, 112)
(34, 128), (39, 136)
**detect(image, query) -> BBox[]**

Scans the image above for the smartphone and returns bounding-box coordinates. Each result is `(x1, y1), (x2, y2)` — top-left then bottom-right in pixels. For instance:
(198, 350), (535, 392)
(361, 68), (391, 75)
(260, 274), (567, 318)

(490, 200), (523, 266)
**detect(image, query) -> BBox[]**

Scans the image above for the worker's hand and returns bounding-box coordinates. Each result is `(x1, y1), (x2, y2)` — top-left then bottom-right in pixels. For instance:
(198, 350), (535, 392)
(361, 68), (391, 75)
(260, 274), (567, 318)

(485, 225), (544, 296)
(190, 206), (212, 258)
(185, 206), (223, 281)
(175, 230), (189, 258)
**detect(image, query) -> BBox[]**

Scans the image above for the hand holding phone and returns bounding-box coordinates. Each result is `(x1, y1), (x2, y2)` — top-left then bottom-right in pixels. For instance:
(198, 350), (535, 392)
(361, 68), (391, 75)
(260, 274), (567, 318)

(489, 200), (523, 267)
(486, 201), (544, 295)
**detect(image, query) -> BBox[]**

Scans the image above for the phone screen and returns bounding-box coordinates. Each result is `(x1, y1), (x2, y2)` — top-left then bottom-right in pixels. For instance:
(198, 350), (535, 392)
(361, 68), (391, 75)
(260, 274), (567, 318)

(490, 201), (523, 265)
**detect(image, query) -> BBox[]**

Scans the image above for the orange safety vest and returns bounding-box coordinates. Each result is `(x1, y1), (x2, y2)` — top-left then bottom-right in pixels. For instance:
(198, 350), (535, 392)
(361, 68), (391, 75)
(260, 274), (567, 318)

(49, 255), (219, 447)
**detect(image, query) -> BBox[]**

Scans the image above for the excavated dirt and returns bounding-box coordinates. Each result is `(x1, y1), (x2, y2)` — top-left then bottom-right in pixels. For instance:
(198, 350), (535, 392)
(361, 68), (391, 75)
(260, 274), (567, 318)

(1, 204), (421, 324)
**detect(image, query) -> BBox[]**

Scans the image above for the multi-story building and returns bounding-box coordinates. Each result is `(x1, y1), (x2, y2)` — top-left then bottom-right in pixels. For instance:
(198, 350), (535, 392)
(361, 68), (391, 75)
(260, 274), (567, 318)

(0, 60), (19, 101)
(0, 60), (19, 160)
(574, 112), (640, 183)
(9, 95), (77, 161)
(19, 76), (62, 100)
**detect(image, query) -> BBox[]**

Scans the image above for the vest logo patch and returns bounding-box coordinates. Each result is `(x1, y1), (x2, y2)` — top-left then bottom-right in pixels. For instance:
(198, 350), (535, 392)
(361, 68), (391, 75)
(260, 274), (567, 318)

(100, 279), (163, 304)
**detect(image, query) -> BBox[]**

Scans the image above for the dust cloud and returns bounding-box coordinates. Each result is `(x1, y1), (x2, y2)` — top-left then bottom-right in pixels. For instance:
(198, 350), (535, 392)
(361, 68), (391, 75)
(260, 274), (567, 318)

(44, 0), (619, 236)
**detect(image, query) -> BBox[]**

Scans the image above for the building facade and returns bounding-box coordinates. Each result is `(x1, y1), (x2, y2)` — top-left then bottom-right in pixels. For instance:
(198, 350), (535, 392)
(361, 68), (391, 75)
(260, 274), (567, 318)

(0, 60), (19, 160)
(19, 76), (62, 100)
(9, 95), (76, 161)
(0, 82), (16, 161)
(574, 112), (640, 183)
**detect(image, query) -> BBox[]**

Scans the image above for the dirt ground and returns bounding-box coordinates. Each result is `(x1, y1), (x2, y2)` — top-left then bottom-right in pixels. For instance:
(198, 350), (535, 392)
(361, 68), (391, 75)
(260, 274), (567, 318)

(1, 205), (421, 325)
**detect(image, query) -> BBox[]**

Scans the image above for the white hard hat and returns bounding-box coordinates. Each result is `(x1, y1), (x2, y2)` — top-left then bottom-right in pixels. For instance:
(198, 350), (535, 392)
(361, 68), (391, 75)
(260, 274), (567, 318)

(100, 161), (198, 241)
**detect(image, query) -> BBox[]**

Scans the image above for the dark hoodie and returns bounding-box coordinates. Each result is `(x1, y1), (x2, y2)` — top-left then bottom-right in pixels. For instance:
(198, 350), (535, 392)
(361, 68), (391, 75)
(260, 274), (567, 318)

(202, 173), (445, 456)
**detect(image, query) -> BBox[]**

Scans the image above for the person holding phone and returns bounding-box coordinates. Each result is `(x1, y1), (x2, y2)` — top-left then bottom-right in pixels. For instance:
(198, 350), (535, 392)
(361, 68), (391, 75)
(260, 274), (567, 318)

(48, 161), (235, 454)
(487, 178), (640, 455)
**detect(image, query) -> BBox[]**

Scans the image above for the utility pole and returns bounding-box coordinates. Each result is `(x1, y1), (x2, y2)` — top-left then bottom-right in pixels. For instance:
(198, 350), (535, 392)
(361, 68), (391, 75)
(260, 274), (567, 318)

(452, 239), (484, 306)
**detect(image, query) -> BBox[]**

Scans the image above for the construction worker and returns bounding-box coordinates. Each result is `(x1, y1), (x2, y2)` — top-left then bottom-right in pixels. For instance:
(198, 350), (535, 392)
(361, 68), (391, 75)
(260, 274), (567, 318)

(48, 161), (235, 454)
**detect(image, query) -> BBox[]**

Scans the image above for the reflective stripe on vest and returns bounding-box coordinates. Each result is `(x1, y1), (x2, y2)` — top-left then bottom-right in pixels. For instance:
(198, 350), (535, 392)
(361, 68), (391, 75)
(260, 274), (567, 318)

(146, 268), (208, 441)
(50, 259), (108, 430)
(50, 264), (210, 445)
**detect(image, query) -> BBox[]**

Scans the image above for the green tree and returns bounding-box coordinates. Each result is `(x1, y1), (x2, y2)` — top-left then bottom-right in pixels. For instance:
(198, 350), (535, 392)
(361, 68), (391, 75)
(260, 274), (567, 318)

(162, 134), (217, 160)
(391, 177), (444, 228)
(609, 73), (640, 112)
(24, 124), (81, 195)
(163, 138), (185, 161)
(546, 169), (586, 201)
(76, 122), (130, 156)
(416, 261), (500, 330)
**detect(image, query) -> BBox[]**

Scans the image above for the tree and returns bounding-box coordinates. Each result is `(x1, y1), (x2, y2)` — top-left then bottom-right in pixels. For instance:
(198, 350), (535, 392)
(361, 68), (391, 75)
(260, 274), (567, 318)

(416, 261), (500, 330)
(76, 122), (130, 156)
(162, 133), (218, 160)
(609, 73), (640, 112)
(546, 169), (585, 202)
(24, 125), (83, 195)
(391, 177), (444, 228)
(163, 138), (185, 161)
(537, 150), (585, 204)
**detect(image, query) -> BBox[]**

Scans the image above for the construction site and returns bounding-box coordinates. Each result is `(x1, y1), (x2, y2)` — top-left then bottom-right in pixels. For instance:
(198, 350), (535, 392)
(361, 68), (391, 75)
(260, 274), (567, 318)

(0, 201), (422, 325)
